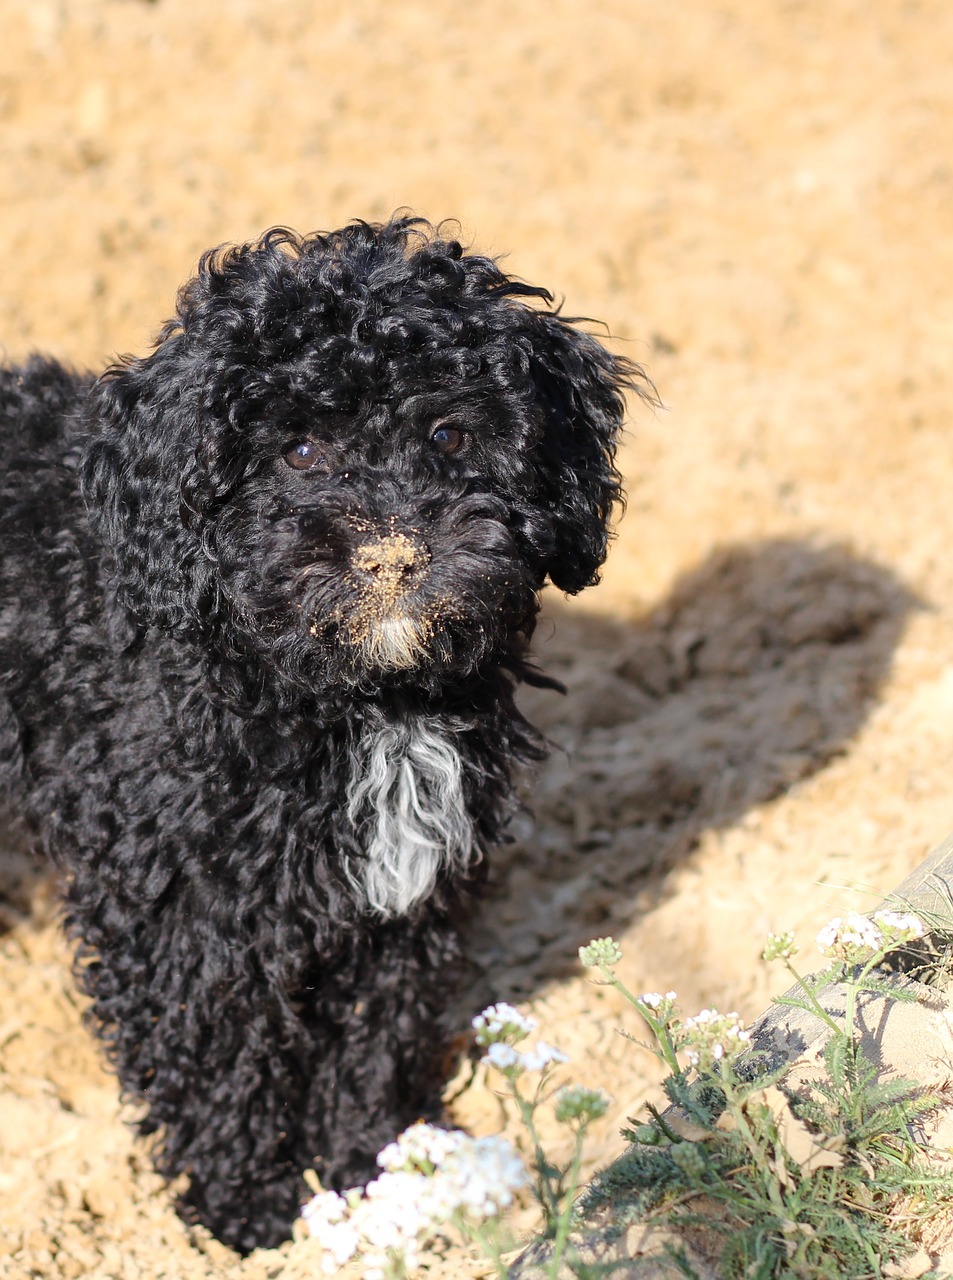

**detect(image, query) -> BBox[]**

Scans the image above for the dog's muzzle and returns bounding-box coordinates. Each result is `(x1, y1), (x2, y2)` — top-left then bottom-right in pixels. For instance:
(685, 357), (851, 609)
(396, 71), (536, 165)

(351, 530), (431, 603)
(302, 524), (436, 672)
(286, 480), (524, 678)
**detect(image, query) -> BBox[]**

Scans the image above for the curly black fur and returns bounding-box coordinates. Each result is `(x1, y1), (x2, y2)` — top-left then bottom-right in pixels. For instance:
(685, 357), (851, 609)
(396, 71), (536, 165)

(0, 217), (650, 1252)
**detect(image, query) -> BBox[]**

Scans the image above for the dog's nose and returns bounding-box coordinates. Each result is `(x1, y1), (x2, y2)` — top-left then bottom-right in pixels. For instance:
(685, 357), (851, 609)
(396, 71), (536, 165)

(351, 532), (431, 594)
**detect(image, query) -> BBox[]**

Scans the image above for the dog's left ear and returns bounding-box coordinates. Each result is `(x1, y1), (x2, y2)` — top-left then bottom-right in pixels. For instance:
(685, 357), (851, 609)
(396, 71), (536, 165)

(523, 311), (654, 594)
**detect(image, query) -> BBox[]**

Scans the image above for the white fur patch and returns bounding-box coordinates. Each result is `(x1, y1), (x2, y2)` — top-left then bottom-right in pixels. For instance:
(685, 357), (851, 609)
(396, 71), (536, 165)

(346, 716), (476, 917)
(358, 613), (428, 671)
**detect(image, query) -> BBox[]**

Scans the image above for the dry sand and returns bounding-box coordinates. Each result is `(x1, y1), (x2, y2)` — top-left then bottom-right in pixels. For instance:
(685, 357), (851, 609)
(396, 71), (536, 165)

(3, 1), (953, 1275)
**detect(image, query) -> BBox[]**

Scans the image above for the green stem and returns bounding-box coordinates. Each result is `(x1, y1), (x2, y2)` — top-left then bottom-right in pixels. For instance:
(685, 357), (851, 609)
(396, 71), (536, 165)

(647, 1103), (690, 1145)
(471, 1218), (512, 1280)
(839, 950), (888, 1121)
(718, 1067), (789, 1222)
(598, 967), (681, 1074)
(549, 1123), (587, 1277)
(656, 1023), (682, 1076)
(780, 961), (843, 1036)
(511, 1082), (561, 1227)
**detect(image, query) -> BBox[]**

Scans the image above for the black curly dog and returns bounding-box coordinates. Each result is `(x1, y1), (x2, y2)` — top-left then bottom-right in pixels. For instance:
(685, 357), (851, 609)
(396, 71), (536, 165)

(0, 217), (648, 1251)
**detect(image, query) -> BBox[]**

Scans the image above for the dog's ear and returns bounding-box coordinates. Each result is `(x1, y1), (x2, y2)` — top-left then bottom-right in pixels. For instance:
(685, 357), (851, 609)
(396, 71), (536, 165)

(523, 311), (654, 594)
(81, 337), (218, 637)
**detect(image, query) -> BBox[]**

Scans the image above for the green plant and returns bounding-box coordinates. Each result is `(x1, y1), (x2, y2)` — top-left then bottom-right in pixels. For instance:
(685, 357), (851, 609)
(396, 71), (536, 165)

(579, 914), (953, 1279)
(300, 912), (953, 1278)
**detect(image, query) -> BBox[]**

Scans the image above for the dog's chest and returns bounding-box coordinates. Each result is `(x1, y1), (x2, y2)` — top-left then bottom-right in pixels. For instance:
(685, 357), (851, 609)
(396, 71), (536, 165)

(345, 717), (474, 917)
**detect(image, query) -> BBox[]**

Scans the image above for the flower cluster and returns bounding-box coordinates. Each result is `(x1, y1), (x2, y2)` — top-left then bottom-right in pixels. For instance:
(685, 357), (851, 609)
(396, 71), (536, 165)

(872, 909), (925, 945)
(816, 912), (882, 962)
(302, 1121), (527, 1278)
(578, 936), (623, 968)
(472, 1001), (536, 1047)
(473, 1002), (569, 1079)
(553, 1085), (610, 1125)
(669, 1140), (707, 1176)
(302, 1189), (362, 1273)
(678, 1008), (751, 1071)
(636, 990), (679, 1021)
(816, 909), (924, 964)
(483, 1039), (569, 1075)
(377, 1121), (463, 1175)
(762, 930), (799, 962)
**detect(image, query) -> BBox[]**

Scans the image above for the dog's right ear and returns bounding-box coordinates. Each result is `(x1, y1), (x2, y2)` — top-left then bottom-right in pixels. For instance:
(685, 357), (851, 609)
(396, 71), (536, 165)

(81, 337), (219, 637)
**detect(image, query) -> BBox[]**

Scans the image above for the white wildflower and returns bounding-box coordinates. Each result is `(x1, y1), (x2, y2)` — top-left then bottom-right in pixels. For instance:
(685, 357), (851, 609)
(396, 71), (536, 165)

(816, 911), (884, 962)
(363, 1169), (431, 1249)
(301, 1123), (528, 1276)
(483, 1041), (521, 1072)
(439, 1134), (528, 1218)
(872, 909), (925, 944)
(635, 990), (679, 1024)
(520, 1041), (569, 1072)
(301, 1189), (361, 1272)
(482, 1037), (569, 1076)
(472, 1001), (537, 1046)
(680, 1008), (751, 1071)
(377, 1120), (464, 1174)
(637, 990), (678, 1010)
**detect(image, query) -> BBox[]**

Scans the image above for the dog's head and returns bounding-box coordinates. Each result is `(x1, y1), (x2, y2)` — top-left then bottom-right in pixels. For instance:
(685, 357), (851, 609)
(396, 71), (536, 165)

(82, 218), (653, 692)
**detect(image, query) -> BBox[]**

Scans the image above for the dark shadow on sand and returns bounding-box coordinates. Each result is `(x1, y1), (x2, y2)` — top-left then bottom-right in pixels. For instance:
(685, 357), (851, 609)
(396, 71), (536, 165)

(465, 537), (921, 1006)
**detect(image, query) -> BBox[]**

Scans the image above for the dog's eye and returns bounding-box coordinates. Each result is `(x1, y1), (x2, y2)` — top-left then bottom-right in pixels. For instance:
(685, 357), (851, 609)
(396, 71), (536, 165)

(283, 441), (326, 472)
(430, 426), (464, 456)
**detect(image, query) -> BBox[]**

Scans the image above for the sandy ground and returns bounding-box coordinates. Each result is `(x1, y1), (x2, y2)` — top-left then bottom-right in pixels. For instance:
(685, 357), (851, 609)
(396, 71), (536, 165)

(3, 0), (953, 1275)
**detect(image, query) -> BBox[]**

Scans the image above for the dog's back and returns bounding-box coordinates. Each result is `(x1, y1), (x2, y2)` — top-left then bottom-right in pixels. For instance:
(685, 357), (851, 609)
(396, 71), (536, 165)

(0, 356), (88, 471)
(0, 357), (98, 797)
